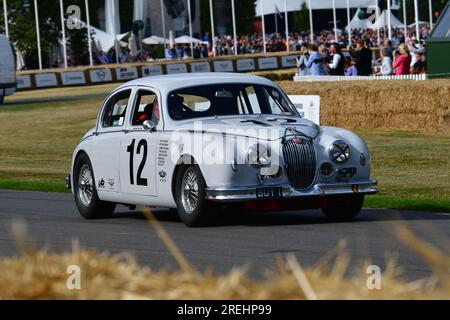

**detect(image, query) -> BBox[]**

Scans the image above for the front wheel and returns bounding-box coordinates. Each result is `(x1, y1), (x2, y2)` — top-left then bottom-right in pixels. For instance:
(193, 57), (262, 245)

(73, 153), (116, 219)
(322, 195), (365, 221)
(175, 165), (215, 227)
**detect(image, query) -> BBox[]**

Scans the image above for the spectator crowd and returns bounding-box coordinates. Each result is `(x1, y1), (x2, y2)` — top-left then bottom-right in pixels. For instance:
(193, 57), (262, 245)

(92, 24), (431, 77)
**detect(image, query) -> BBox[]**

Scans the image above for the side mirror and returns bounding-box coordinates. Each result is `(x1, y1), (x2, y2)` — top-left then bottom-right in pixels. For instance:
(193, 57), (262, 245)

(143, 120), (157, 132)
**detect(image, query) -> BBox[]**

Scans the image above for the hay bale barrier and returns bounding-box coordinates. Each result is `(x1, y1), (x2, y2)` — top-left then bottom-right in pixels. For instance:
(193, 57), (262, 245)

(279, 79), (450, 134)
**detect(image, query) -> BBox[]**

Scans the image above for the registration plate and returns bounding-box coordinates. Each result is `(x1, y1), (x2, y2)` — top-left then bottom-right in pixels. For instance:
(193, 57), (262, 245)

(256, 187), (283, 199)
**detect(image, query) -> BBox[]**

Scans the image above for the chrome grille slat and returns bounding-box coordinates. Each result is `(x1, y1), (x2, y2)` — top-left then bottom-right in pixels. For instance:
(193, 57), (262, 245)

(282, 139), (316, 190)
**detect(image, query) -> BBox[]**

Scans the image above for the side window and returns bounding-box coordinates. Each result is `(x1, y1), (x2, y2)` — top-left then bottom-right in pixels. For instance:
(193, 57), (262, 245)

(102, 90), (132, 128)
(132, 90), (160, 126)
(168, 93), (212, 120)
(178, 94), (211, 112)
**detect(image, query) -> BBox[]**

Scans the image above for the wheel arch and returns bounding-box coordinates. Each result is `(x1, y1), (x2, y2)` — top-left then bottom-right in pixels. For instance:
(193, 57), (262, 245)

(71, 149), (92, 189)
(171, 154), (201, 202)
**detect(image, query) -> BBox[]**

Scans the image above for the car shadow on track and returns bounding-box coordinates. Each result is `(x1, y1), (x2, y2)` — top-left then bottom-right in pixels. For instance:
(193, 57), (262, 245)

(111, 208), (450, 228)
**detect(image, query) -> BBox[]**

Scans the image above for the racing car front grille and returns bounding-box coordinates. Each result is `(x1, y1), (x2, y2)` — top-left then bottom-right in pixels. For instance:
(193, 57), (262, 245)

(282, 138), (317, 190)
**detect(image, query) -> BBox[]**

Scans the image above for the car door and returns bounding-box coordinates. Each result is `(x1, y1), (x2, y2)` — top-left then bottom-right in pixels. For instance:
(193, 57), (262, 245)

(90, 88), (134, 195)
(119, 87), (162, 197)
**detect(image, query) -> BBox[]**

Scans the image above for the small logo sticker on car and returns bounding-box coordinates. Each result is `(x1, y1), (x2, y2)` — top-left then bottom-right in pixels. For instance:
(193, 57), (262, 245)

(159, 171), (167, 178)
(352, 184), (360, 193)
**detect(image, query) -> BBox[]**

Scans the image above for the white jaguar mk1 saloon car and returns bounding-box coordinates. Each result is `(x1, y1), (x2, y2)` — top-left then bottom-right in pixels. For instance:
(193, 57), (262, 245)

(68, 73), (377, 227)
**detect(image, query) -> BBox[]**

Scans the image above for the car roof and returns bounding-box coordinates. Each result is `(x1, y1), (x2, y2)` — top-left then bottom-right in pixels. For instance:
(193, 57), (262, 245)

(117, 72), (276, 91)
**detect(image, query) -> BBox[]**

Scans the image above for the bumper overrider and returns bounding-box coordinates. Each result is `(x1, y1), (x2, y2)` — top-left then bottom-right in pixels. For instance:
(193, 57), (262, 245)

(206, 179), (378, 202)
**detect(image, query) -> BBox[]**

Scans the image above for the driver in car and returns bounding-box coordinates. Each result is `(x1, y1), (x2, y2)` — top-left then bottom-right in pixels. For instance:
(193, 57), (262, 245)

(139, 99), (160, 124)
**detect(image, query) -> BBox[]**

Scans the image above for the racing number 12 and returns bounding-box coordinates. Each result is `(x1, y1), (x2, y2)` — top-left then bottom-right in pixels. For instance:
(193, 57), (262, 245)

(127, 139), (148, 186)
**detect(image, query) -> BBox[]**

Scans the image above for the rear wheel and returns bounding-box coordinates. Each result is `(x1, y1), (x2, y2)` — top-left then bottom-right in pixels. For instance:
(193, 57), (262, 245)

(322, 195), (365, 221)
(175, 165), (215, 227)
(73, 153), (116, 219)
(0, 96), (4, 105)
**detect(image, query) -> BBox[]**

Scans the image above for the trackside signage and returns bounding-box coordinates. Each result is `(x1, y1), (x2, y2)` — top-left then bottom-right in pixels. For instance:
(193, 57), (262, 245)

(258, 57), (278, 70)
(61, 71), (86, 86)
(166, 63), (188, 74)
(35, 73), (58, 88)
(236, 59), (255, 71)
(90, 69), (113, 83)
(281, 55), (298, 68)
(190, 62), (211, 73)
(213, 60), (234, 72)
(16, 75), (32, 89)
(142, 65), (163, 77)
(288, 95), (321, 125)
(116, 67), (138, 81)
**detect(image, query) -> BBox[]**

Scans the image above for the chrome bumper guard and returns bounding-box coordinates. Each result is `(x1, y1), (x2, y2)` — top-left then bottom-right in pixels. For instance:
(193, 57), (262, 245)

(206, 179), (378, 202)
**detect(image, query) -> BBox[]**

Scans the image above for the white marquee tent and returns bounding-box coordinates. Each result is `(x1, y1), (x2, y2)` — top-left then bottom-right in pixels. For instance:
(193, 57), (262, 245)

(255, 0), (375, 16)
(74, 19), (128, 52)
(368, 10), (405, 29)
(142, 35), (169, 45)
(174, 35), (204, 44)
(345, 8), (371, 30)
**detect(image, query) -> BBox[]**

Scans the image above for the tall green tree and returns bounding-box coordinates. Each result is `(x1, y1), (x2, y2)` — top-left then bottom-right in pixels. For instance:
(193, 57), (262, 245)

(199, 0), (255, 36)
(235, 0), (255, 35)
(1, 0), (103, 69)
(294, 3), (310, 33)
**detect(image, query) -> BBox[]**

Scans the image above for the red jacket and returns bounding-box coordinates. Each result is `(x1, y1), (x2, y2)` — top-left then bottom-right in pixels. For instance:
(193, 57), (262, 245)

(393, 54), (412, 75)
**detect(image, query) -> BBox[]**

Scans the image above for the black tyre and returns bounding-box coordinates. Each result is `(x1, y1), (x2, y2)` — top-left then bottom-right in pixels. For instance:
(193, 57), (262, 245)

(175, 165), (215, 227)
(73, 153), (116, 219)
(322, 195), (365, 221)
(0, 96), (4, 105)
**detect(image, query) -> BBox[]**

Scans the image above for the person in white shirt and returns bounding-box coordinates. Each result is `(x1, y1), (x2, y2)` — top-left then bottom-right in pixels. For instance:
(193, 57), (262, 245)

(379, 47), (393, 75)
(328, 43), (345, 75)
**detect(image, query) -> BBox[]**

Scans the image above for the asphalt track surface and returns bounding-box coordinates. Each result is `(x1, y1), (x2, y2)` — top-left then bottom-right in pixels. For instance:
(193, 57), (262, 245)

(0, 190), (449, 280)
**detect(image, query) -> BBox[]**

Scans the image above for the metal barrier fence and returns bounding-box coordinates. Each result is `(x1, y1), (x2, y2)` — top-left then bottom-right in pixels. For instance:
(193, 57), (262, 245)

(293, 74), (428, 82)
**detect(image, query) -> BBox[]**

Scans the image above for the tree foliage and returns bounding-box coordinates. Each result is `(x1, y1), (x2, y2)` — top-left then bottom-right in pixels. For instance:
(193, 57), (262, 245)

(293, 3), (310, 33)
(199, 0), (255, 36)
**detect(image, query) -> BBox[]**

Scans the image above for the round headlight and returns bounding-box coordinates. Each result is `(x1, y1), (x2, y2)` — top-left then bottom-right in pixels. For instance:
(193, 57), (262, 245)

(247, 144), (271, 167)
(330, 141), (350, 164)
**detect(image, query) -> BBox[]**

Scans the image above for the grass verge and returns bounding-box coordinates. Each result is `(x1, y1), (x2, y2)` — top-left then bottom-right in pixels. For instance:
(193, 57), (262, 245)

(0, 180), (67, 193)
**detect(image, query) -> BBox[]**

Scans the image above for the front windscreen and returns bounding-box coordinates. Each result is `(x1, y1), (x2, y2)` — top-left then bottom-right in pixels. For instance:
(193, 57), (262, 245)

(168, 84), (297, 120)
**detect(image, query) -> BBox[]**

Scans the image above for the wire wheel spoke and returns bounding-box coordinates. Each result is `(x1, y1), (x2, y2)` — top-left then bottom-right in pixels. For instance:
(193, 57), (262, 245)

(181, 169), (200, 215)
(78, 164), (93, 207)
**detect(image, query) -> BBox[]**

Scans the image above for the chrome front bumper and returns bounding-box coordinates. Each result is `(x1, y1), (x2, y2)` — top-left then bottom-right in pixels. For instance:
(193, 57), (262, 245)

(206, 179), (378, 202)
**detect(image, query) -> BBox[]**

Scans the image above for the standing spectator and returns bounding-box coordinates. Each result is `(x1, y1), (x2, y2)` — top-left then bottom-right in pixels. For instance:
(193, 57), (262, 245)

(377, 47), (393, 75)
(352, 39), (372, 76)
(296, 47), (309, 76)
(305, 44), (327, 76)
(411, 53), (427, 74)
(96, 51), (109, 64)
(346, 58), (358, 76)
(328, 43), (345, 76)
(393, 44), (412, 75)
(177, 46), (184, 60)
(383, 39), (395, 59)
(200, 44), (208, 58)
